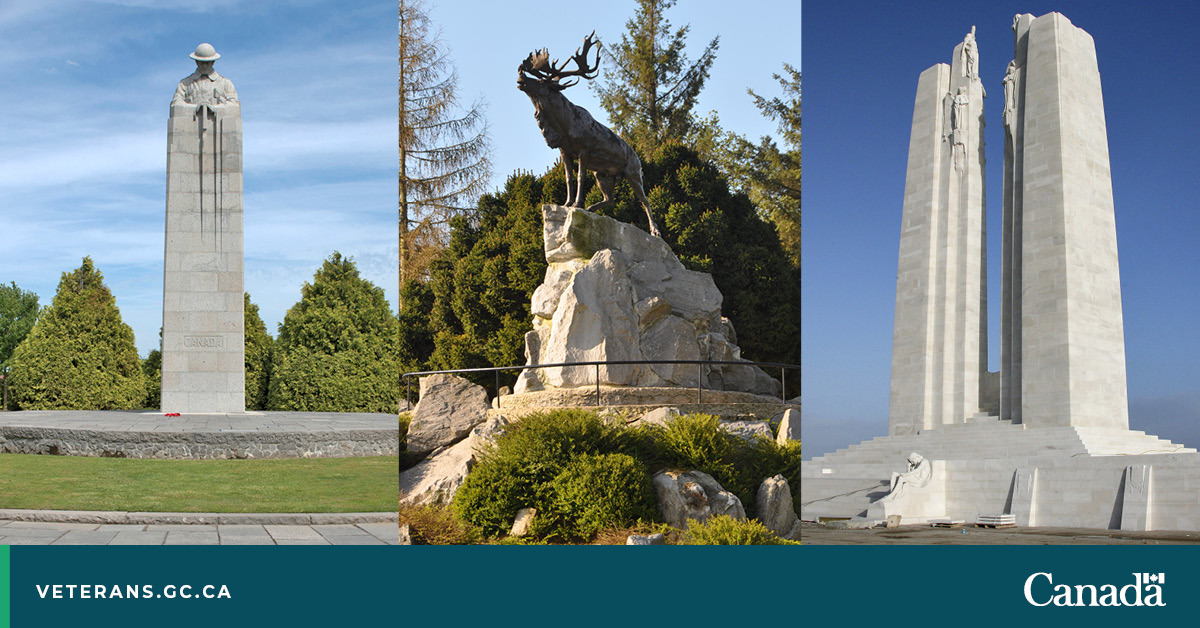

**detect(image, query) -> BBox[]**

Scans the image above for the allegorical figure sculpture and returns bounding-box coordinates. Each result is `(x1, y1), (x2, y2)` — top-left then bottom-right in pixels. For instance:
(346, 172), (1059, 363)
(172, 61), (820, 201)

(162, 42), (245, 413)
(518, 32), (661, 238)
(962, 25), (979, 78)
(1002, 60), (1018, 137)
(878, 452), (933, 503)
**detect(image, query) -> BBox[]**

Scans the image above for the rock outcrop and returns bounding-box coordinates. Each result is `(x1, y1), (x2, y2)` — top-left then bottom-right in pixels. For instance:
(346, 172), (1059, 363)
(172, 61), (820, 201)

(397, 438), (474, 507)
(652, 469), (746, 529)
(774, 408), (800, 445)
(398, 416), (510, 506)
(510, 508), (537, 537)
(719, 419), (773, 442)
(755, 474), (799, 537)
(514, 205), (781, 397)
(406, 374), (490, 455)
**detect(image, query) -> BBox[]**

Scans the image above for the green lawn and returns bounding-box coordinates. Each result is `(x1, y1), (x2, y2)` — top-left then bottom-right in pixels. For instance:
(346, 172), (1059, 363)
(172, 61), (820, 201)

(0, 454), (398, 513)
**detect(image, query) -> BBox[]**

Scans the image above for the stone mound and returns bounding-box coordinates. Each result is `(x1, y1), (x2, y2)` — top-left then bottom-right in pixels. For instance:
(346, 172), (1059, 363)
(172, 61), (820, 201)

(514, 205), (781, 398)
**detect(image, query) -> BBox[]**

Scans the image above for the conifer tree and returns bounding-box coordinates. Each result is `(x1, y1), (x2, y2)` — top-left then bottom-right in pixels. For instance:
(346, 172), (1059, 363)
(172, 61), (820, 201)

(244, 292), (272, 411)
(399, 0), (491, 297)
(720, 65), (801, 265)
(7, 258), (145, 410)
(0, 281), (39, 408)
(142, 348), (161, 410)
(269, 253), (398, 412)
(0, 282), (38, 369)
(594, 0), (719, 157)
(404, 146), (801, 394)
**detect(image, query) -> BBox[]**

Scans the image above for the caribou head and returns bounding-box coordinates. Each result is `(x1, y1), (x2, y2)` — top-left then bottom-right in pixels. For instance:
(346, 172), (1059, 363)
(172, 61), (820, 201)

(517, 31), (600, 97)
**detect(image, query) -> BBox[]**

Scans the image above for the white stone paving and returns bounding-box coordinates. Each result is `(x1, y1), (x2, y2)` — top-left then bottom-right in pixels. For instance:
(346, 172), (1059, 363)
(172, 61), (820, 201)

(0, 519), (400, 545)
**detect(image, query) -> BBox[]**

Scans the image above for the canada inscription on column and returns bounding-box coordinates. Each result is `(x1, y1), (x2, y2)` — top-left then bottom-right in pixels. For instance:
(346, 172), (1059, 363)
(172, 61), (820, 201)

(161, 43), (245, 412)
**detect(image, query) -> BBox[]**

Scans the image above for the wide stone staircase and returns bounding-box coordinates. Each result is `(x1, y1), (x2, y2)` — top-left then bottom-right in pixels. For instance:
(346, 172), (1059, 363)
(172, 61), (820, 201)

(800, 417), (1196, 520)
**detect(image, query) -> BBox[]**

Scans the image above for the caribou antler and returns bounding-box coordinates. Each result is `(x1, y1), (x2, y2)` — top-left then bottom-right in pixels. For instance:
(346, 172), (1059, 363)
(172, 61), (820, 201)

(518, 32), (601, 89)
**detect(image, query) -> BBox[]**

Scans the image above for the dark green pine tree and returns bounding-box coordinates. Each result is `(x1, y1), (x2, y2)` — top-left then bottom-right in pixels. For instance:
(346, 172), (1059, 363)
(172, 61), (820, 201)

(0, 281), (39, 369)
(244, 292), (273, 411)
(142, 327), (163, 409)
(403, 145), (801, 393)
(718, 65), (801, 267)
(593, 0), (719, 158)
(397, 170), (554, 390)
(7, 258), (145, 410)
(268, 253), (398, 412)
(1, 281), (40, 409)
(142, 346), (161, 410)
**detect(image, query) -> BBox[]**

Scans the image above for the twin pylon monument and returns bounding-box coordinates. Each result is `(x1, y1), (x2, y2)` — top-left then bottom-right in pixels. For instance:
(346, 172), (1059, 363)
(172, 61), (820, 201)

(803, 13), (1200, 532)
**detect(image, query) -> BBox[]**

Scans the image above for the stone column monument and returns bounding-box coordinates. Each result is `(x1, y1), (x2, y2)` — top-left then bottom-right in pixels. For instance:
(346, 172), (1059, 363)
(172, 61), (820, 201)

(804, 13), (1199, 533)
(890, 14), (1127, 434)
(161, 43), (245, 413)
(1001, 13), (1128, 429)
(888, 28), (989, 435)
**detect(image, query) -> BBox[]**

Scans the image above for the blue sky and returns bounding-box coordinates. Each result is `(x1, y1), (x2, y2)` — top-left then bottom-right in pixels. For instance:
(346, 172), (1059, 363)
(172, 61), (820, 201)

(430, 0), (802, 192)
(0, 0), (397, 356)
(803, 1), (1200, 457)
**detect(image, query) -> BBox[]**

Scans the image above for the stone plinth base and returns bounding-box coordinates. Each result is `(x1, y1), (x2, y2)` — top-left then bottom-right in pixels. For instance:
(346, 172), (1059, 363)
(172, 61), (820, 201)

(500, 386), (787, 409)
(802, 421), (1200, 532)
(0, 411), (398, 459)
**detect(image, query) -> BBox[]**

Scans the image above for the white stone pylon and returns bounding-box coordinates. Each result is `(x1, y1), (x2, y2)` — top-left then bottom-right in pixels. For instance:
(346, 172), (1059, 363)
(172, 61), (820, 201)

(889, 29), (988, 435)
(161, 46), (245, 413)
(1002, 13), (1128, 429)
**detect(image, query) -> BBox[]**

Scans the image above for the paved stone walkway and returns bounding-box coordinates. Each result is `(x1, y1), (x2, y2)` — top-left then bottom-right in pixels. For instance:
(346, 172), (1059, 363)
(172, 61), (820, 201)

(800, 522), (1200, 545)
(0, 410), (396, 432)
(0, 520), (400, 545)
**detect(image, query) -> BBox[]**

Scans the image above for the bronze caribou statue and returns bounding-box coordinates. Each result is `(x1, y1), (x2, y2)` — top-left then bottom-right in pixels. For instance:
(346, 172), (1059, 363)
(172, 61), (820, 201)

(518, 33), (662, 238)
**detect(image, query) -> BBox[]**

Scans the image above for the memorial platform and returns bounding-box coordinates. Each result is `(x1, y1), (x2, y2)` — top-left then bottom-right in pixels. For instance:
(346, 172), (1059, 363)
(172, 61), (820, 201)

(0, 410), (399, 459)
(801, 422), (1200, 531)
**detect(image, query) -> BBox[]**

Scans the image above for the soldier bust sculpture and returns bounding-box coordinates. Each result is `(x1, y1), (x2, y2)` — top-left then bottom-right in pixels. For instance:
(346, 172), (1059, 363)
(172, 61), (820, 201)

(172, 43), (238, 109)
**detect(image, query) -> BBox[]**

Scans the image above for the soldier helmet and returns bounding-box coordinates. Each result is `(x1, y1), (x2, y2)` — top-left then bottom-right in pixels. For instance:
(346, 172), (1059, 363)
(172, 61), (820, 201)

(190, 43), (221, 61)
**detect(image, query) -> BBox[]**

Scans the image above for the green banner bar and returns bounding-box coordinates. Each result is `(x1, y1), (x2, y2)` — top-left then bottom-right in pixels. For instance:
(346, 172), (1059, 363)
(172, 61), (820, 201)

(1, 546), (9, 628)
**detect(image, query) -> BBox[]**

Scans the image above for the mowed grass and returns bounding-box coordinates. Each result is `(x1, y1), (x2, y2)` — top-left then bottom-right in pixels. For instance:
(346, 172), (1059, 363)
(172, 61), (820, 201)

(0, 454), (399, 513)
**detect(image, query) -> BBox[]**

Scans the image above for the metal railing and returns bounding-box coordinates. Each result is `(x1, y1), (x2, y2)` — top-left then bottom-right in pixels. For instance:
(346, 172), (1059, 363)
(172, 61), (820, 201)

(402, 359), (799, 410)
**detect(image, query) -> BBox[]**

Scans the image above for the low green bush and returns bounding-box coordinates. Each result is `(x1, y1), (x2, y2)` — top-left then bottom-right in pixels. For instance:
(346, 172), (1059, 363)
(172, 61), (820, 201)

(535, 453), (659, 542)
(642, 413), (739, 477)
(452, 456), (536, 536)
(452, 408), (801, 541)
(399, 412), (411, 445)
(452, 409), (642, 538)
(683, 515), (798, 545)
(736, 436), (802, 516)
(398, 504), (480, 545)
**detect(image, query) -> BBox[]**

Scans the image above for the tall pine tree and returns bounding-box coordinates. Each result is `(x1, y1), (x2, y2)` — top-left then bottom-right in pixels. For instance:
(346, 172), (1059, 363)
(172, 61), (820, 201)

(0, 282), (38, 370)
(7, 258), (145, 410)
(399, 0), (491, 298)
(244, 292), (273, 411)
(269, 253), (398, 412)
(594, 0), (719, 157)
(720, 65), (801, 266)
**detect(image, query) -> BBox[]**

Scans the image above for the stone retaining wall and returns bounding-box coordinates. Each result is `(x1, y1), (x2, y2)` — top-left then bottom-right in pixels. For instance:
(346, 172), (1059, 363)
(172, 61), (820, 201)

(0, 426), (399, 459)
